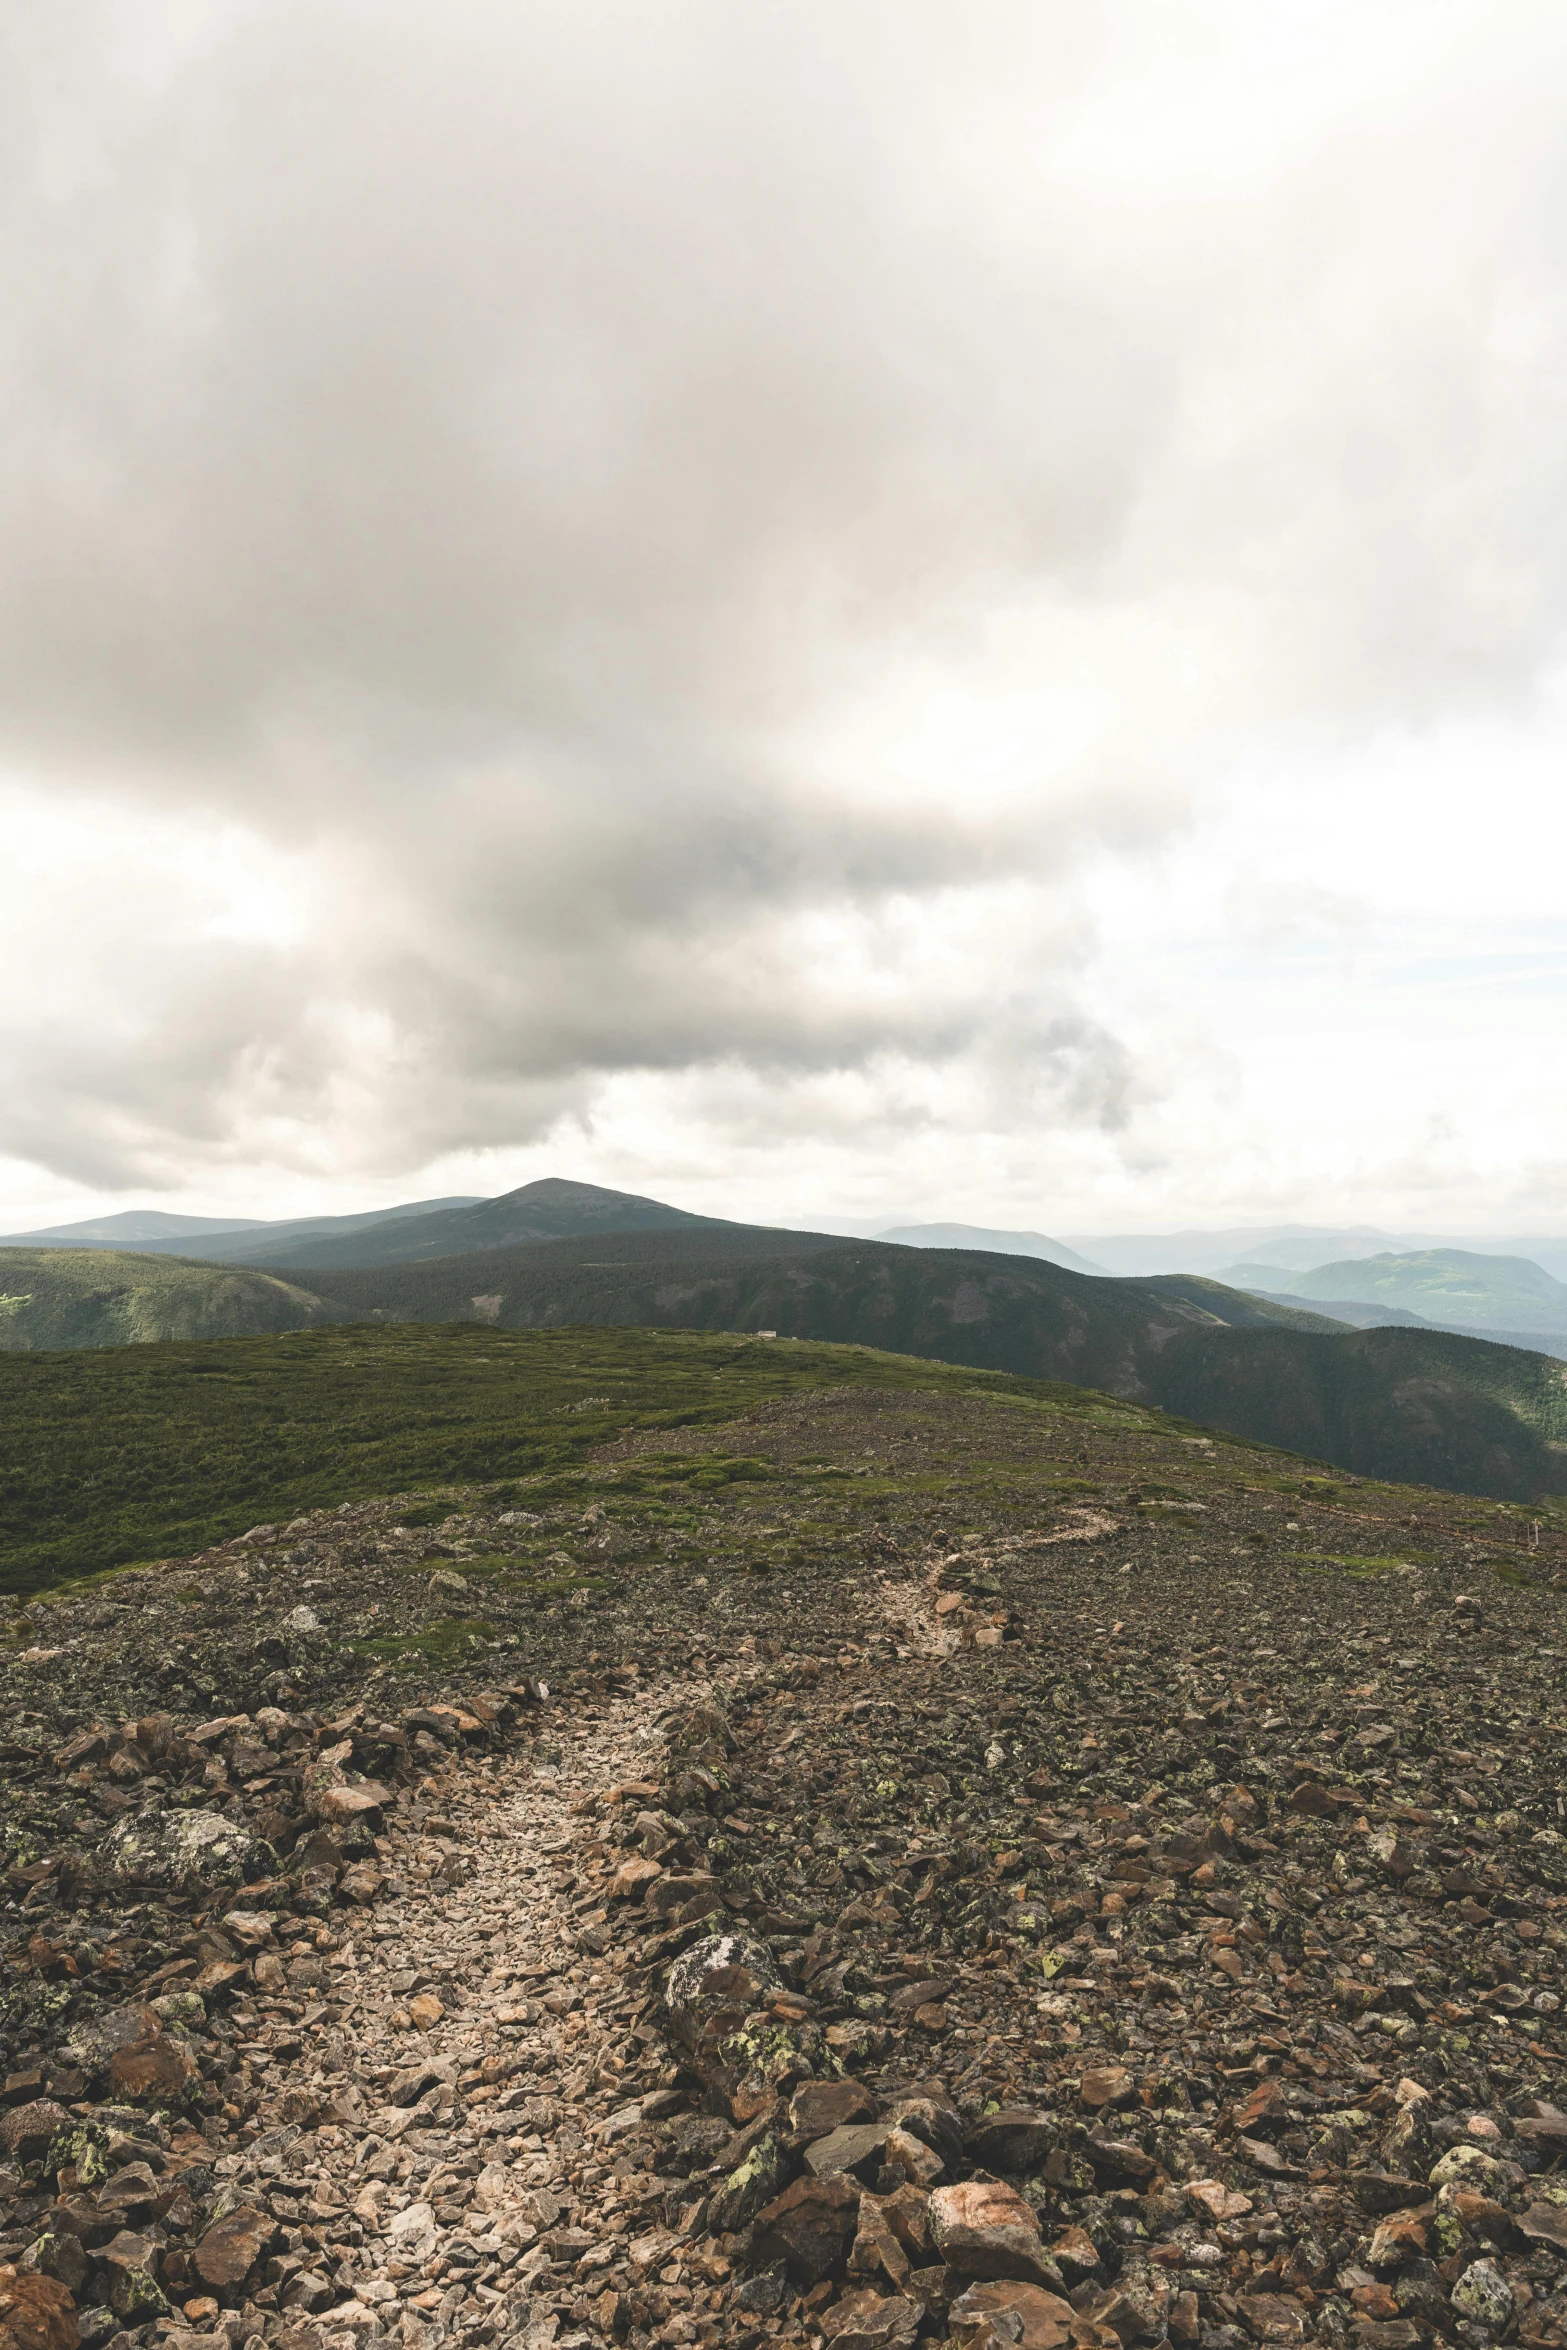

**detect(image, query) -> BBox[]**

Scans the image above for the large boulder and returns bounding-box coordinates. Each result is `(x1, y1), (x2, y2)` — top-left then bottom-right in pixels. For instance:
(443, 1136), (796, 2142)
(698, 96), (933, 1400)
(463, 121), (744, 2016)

(101, 1810), (274, 1892)
(929, 2183), (1059, 2287)
(0, 2268), (78, 2350)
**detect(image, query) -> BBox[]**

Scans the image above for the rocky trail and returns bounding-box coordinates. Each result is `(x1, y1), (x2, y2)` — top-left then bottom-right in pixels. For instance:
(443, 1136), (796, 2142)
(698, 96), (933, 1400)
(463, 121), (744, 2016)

(2, 1381), (1565, 2350)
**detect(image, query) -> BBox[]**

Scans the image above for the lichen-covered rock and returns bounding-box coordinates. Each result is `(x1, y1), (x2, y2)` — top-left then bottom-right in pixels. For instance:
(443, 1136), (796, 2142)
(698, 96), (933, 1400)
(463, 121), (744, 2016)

(98, 2235), (169, 2325)
(60, 2004), (196, 2106)
(1451, 2259), (1514, 2330)
(63, 2006), (158, 2077)
(707, 2132), (795, 2234)
(664, 1932), (782, 2046)
(714, 2015), (835, 2116)
(100, 1809), (274, 1892)
(1428, 2142), (1522, 2196)
(15, 2241), (84, 2302)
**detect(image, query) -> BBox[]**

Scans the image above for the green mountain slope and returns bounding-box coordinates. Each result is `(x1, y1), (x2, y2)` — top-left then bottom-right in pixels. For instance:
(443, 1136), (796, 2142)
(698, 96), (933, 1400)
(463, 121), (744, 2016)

(300, 1229), (1567, 1500)
(248, 1176), (726, 1271)
(306, 1227), (1340, 1365)
(0, 1249), (333, 1351)
(1150, 1322), (1567, 1499)
(1286, 1247), (1567, 1332)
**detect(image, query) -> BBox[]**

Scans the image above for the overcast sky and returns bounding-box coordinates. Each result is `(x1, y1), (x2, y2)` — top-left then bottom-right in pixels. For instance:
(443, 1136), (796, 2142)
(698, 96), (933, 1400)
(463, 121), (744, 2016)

(5, 0), (1567, 1238)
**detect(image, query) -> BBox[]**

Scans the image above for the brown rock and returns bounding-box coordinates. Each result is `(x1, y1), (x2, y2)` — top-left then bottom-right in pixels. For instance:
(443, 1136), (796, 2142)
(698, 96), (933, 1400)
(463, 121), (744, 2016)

(406, 1994), (444, 2030)
(1234, 2081), (1292, 2137)
(805, 2125), (890, 2179)
(0, 2104), (68, 2164)
(1237, 2136), (1305, 2181)
(848, 2197), (912, 2289)
(928, 2183), (1057, 2286)
(0, 2267), (78, 2350)
(192, 1960), (248, 1998)
(790, 2081), (878, 2138)
(194, 2207), (277, 2292)
(887, 1978), (951, 2014)
(1086, 2133), (1158, 2188)
(644, 1870), (720, 1918)
(1367, 2211), (1428, 2272)
(948, 2280), (1076, 2350)
(965, 2110), (1055, 2172)
(1237, 2295), (1306, 2341)
(1170, 2291), (1200, 2343)
(1518, 2202), (1567, 2252)
(1188, 2179), (1253, 2223)
(1078, 2066), (1134, 2110)
(881, 2126), (944, 2188)
(608, 1855), (662, 1900)
(95, 2165), (162, 2224)
(753, 2174), (860, 2286)
(1049, 2225), (1101, 2283)
(107, 2025), (196, 2106)
(820, 2287), (922, 2349)
(315, 1782), (391, 1824)
(883, 2097), (963, 2172)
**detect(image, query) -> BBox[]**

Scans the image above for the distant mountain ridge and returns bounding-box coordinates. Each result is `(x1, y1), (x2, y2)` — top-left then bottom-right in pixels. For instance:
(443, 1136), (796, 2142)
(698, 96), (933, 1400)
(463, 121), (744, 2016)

(875, 1222), (1107, 1274)
(1285, 1247), (1567, 1333)
(1065, 1225), (1415, 1277)
(9, 1180), (1567, 1499)
(248, 1176), (727, 1271)
(1, 1196), (484, 1260)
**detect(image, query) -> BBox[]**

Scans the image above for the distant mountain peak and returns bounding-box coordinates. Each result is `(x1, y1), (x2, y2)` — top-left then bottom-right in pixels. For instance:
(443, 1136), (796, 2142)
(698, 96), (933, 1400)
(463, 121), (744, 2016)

(493, 1176), (705, 1213)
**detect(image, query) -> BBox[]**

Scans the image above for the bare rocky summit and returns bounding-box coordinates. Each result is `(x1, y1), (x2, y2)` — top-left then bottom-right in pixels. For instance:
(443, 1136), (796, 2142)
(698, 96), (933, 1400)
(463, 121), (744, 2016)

(1, 1384), (1564, 2350)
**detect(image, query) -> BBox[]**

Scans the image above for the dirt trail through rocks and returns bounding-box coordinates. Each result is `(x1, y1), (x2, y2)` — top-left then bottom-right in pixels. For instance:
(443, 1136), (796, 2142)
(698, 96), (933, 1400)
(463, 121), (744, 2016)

(226, 1673), (725, 2350)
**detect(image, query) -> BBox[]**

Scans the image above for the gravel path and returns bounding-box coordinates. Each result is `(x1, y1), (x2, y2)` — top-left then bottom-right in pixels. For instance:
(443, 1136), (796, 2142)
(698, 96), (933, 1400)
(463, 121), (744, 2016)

(203, 1674), (729, 2350)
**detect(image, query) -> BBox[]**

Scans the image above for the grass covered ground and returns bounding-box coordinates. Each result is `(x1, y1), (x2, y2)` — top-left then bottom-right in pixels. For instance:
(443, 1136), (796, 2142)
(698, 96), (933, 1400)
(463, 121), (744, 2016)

(0, 1322), (1175, 1598)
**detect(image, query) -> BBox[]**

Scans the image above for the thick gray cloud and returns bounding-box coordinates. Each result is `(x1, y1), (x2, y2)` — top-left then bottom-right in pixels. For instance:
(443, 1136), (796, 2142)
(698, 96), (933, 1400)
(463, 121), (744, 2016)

(3, 1), (1566, 1196)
